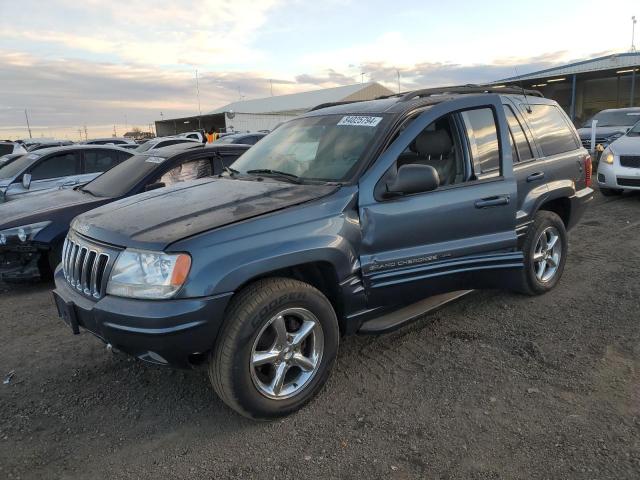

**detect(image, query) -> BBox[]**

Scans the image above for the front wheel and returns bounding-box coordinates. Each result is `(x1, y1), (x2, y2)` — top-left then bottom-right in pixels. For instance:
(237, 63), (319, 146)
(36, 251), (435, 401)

(516, 211), (568, 296)
(209, 278), (339, 419)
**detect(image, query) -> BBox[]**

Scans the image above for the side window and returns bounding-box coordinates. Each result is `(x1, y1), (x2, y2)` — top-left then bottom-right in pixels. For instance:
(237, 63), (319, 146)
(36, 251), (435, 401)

(84, 150), (120, 174)
(392, 113), (465, 187)
(460, 108), (500, 175)
(503, 105), (534, 162)
(525, 104), (579, 157)
(30, 152), (80, 181)
(157, 158), (212, 187)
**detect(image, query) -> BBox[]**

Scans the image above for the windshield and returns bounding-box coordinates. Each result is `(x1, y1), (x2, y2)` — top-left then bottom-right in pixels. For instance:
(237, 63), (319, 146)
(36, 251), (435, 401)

(81, 153), (165, 197)
(583, 110), (640, 128)
(0, 153), (38, 180)
(215, 135), (239, 144)
(231, 114), (387, 182)
(627, 120), (640, 136)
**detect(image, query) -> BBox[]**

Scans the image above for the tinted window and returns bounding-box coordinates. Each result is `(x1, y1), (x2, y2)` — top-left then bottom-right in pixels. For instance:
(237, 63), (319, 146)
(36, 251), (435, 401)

(84, 149), (122, 173)
(503, 105), (534, 162)
(461, 108), (500, 174)
(0, 144), (13, 155)
(30, 152), (80, 180)
(526, 105), (578, 157)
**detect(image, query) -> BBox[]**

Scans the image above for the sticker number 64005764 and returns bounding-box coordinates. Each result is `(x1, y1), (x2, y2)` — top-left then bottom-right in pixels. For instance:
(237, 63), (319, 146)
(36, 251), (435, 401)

(337, 116), (383, 127)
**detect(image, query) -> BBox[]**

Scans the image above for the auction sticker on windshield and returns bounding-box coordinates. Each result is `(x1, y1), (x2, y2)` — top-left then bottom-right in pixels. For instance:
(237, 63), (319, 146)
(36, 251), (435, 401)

(145, 156), (166, 164)
(337, 116), (383, 127)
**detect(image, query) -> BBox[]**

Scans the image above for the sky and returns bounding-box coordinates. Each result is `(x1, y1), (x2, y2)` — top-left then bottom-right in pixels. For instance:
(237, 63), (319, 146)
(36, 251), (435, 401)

(0, 0), (637, 140)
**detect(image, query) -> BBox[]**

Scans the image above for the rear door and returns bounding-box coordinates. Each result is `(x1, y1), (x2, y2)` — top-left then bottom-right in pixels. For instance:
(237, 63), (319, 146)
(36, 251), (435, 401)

(358, 95), (520, 307)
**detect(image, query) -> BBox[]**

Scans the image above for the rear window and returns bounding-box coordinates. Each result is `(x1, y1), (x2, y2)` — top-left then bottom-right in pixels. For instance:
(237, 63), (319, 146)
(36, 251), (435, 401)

(526, 104), (578, 157)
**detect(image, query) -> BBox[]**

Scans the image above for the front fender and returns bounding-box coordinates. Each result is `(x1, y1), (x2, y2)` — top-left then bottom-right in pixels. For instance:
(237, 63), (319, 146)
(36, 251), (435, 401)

(170, 188), (362, 298)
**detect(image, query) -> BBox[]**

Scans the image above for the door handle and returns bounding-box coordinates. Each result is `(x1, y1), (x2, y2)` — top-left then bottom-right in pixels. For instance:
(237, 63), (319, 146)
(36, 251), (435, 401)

(527, 171), (545, 182)
(475, 195), (510, 208)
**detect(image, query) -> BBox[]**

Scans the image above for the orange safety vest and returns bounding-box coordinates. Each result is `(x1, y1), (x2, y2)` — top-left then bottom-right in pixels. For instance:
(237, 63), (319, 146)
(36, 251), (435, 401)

(206, 133), (214, 143)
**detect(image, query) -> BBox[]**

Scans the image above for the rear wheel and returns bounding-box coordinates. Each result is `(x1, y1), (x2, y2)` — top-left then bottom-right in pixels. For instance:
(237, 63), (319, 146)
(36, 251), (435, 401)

(599, 187), (623, 196)
(209, 277), (339, 419)
(517, 211), (567, 296)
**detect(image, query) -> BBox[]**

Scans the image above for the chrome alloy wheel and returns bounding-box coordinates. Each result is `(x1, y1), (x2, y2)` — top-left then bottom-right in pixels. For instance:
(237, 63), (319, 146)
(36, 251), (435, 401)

(533, 226), (562, 283)
(250, 307), (324, 400)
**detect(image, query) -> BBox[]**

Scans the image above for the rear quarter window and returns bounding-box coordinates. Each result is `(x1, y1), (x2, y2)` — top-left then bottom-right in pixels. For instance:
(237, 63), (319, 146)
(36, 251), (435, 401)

(525, 104), (579, 157)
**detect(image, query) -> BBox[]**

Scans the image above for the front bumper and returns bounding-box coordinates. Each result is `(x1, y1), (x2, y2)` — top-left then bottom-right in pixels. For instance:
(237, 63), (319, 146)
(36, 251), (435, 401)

(597, 161), (640, 190)
(0, 245), (43, 280)
(52, 267), (233, 368)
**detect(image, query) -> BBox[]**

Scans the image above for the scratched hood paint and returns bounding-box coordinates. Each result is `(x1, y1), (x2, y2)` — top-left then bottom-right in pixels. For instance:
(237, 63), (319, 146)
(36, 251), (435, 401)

(73, 177), (336, 250)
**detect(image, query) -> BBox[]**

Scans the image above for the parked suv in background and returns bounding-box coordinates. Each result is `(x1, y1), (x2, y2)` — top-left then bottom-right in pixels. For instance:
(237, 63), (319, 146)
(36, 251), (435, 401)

(597, 119), (640, 195)
(0, 145), (131, 203)
(577, 107), (640, 154)
(53, 86), (592, 419)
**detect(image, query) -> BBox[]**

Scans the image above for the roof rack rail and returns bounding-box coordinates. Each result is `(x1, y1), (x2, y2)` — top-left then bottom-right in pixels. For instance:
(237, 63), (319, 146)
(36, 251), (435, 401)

(379, 84), (543, 102)
(307, 100), (368, 112)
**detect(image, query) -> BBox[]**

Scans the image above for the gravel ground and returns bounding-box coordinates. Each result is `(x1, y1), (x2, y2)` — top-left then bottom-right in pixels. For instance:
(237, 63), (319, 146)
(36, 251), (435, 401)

(1, 189), (639, 480)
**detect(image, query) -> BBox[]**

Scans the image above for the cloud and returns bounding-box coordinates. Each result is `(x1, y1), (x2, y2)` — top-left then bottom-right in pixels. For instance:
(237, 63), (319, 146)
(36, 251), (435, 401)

(0, 0), (284, 67)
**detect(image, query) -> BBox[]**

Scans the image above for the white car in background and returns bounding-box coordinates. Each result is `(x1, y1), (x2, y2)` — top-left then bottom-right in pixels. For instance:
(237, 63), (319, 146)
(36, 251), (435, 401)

(597, 120), (640, 196)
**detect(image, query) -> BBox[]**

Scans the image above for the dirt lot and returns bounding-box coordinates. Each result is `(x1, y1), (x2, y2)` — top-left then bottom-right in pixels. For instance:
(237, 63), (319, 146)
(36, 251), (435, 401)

(1, 189), (639, 480)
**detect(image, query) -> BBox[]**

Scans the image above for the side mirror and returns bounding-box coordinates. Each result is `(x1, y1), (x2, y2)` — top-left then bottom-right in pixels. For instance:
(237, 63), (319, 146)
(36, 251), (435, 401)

(22, 173), (32, 190)
(386, 164), (440, 196)
(144, 182), (165, 192)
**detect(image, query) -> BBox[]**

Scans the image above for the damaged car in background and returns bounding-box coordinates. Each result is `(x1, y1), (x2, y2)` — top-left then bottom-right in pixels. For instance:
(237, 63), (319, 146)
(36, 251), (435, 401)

(0, 142), (250, 281)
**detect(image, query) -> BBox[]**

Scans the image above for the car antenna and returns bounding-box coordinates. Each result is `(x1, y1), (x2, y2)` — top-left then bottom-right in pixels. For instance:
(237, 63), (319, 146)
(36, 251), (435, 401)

(514, 67), (532, 114)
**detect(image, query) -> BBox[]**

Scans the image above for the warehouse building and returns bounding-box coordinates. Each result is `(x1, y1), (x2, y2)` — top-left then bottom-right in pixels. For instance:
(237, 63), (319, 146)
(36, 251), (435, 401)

(492, 52), (640, 125)
(155, 82), (393, 136)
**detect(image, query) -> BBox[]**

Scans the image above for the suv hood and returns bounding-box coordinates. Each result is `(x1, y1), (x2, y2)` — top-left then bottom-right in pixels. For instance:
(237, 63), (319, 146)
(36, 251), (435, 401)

(73, 177), (337, 250)
(0, 188), (106, 229)
(608, 135), (640, 155)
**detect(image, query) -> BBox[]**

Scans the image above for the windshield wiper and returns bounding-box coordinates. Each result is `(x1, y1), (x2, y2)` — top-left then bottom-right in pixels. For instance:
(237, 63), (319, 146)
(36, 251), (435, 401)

(246, 169), (302, 184)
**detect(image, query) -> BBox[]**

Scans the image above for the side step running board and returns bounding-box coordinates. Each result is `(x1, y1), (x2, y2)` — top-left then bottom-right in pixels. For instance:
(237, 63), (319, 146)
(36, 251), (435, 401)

(358, 290), (473, 334)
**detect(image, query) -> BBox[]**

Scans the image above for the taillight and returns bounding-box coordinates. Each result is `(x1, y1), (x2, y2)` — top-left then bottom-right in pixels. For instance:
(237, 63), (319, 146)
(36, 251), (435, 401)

(583, 154), (592, 188)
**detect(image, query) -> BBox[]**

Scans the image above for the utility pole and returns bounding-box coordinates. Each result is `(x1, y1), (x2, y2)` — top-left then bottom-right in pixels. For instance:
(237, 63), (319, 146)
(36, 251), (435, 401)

(24, 109), (33, 139)
(196, 69), (202, 130)
(270, 79), (274, 96)
(632, 16), (637, 52)
(396, 70), (401, 93)
(83, 125), (88, 141)
(113, 125), (117, 137)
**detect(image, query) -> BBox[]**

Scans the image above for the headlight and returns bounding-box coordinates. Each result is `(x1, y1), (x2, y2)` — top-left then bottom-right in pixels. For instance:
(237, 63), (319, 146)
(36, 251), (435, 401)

(0, 221), (51, 246)
(106, 249), (191, 299)
(601, 148), (614, 165)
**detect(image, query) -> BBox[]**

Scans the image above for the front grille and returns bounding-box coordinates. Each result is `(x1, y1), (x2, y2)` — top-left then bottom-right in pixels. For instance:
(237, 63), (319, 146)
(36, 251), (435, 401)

(581, 137), (608, 149)
(62, 232), (119, 299)
(616, 177), (640, 187)
(620, 155), (640, 168)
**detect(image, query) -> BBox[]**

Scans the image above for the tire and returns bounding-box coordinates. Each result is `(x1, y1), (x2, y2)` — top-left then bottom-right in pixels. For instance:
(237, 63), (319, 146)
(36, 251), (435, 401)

(209, 277), (339, 419)
(516, 211), (568, 296)
(599, 187), (623, 197)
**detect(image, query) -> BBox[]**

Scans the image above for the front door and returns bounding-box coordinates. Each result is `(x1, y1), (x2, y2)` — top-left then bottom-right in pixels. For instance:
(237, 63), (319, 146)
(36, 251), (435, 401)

(358, 95), (520, 308)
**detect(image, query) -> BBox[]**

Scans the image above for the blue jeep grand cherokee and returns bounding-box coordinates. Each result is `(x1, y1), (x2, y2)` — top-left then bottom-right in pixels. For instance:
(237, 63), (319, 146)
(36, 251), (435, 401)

(53, 86), (593, 419)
